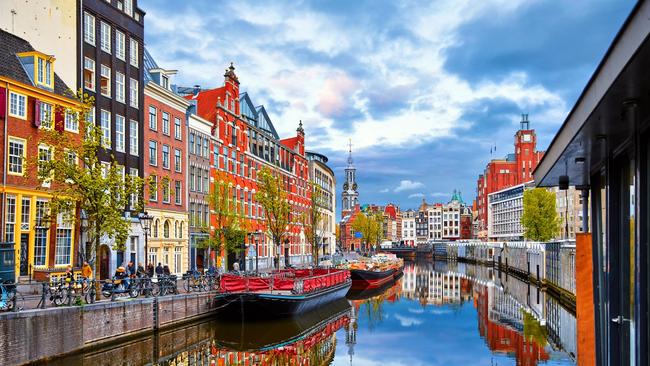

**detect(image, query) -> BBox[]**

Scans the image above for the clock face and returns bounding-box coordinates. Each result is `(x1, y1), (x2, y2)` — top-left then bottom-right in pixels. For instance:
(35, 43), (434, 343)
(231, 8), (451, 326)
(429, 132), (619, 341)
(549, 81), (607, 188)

(352, 183), (358, 190)
(343, 182), (349, 190)
(522, 134), (531, 142)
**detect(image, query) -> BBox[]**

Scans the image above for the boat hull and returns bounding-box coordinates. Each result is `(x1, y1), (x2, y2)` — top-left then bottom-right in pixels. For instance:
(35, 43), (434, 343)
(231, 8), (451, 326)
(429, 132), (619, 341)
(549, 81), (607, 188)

(350, 268), (399, 289)
(213, 279), (351, 319)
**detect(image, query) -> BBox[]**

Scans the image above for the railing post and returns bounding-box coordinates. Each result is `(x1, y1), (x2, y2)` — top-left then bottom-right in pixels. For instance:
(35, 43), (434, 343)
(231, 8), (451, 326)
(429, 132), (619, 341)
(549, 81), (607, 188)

(40, 282), (47, 309)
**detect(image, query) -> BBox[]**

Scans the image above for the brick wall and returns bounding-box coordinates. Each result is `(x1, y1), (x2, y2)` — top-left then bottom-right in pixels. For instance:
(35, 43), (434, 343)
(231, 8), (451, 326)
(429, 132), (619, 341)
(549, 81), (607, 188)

(0, 292), (217, 365)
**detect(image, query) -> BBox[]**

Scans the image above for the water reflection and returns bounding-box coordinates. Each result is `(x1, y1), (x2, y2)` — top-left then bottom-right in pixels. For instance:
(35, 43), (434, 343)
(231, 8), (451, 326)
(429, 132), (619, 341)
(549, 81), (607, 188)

(36, 260), (577, 366)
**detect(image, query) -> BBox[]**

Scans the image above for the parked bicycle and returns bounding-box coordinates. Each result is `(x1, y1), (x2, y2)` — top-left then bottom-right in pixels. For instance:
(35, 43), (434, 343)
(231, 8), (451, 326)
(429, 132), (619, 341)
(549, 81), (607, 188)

(0, 280), (24, 312)
(183, 270), (206, 292)
(101, 277), (139, 299)
(154, 275), (178, 297)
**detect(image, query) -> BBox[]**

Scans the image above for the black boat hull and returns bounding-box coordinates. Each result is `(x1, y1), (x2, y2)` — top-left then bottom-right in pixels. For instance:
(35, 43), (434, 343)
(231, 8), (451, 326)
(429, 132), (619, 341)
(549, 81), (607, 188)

(213, 279), (351, 319)
(350, 268), (397, 289)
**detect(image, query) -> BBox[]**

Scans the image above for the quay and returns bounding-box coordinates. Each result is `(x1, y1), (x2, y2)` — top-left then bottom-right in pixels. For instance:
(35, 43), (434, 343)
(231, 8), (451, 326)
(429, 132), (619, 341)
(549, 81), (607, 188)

(0, 291), (218, 365)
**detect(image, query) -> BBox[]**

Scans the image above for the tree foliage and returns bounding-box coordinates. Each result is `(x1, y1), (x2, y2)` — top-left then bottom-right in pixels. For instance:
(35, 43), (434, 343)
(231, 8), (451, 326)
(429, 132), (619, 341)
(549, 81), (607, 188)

(302, 181), (324, 265)
(352, 211), (383, 254)
(33, 91), (144, 273)
(255, 167), (291, 269)
(522, 188), (560, 242)
(200, 171), (247, 269)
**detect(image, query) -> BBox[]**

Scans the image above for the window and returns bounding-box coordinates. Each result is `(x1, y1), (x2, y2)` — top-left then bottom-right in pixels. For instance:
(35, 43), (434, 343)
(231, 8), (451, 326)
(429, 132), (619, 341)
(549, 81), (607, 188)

(100, 110), (111, 148)
(115, 72), (125, 103)
(129, 78), (138, 108)
(129, 38), (139, 67)
(161, 75), (169, 89)
(40, 102), (53, 129)
(5, 196), (16, 243)
(55, 212), (73, 265)
(9, 92), (26, 119)
(189, 167), (195, 191)
(149, 140), (157, 165)
(36, 57), (52, 87)
(148, 248), (157, 268)
(162, 145), (169, 169)
(149, 175), (157, 201)
(129, 120), (138, 156)
(64, 111), (79, 132)
(34, 199), (48, 266)
(174, 247), (182, 274)
(196, 169), (201, 192)
(162, 112), (170, 135)
(129, 168), (138, 208)
(115, 115), (125, 152)
(203, 137), (209, 157)
(8, 137), (25, 175)
(83, 57), (95, 91)
(124, 0), (133, 16)
(149, 106), (157, 130)
(203, 169), (208, 193)
(100, 65), (111, 97)
(175, 181), (182, 205)
(100, 22), (111, 53)
(84, 12), (95, 45)
(115, 30), (125, 60)
(174, 149), (181, 172)
(189, 133), (195, 154)
(174, 117), (181, 140)
(20, 197), (30, 231)
(38, 144), (52, 186)
(162, 181), (170, 203)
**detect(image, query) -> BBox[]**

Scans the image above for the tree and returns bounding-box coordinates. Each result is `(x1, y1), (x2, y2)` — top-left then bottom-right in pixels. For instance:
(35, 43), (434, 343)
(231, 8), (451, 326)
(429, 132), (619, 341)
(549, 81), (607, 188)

(34, 92), (144, 276)
(302, 181), (324, 266)
(200, 171), (247, 270)
(352, 211), (383, 254)
(255, 167), (291, 270)
(522, 188), (560, 241)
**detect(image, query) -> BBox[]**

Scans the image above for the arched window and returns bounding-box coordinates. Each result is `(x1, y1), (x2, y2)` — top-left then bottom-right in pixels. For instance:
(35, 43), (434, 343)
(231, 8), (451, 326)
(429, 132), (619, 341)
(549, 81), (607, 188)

(153, 219), (159, 238)
(164, 220), (170, 238)
(174, 221), (178, 238)
(179, 222), (183, 238)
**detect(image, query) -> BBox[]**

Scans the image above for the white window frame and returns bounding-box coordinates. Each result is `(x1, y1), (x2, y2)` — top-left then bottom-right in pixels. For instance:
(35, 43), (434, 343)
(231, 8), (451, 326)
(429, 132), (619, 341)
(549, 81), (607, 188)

(38, 144), (53, 187)
(129, 38), (139, 67)
(115, 72), (125, 103)
(64, 110), (79, 133)
(124, 0), (133, 17)
(8, 91), (26, 119)
(162, 112), (170, 135)
(162, 144), (170, 169)
(84, 12), (95, 46)
(115, 30), (125, 60)
(129, 119), (139, 156)
(100, 109), (111, 149)
(100, 64), (111, 97)
(84, 57), (95, 91)
(174, 117), (182, 140)
(40, 102), (53, 129)
(149, 140), (157, 166)
(8, 137), (26, 176)
(115, 114), (125, 152)
(129, 78), (138, 108)
(175, 181), (182, 205)
(100, 21), (111, 53)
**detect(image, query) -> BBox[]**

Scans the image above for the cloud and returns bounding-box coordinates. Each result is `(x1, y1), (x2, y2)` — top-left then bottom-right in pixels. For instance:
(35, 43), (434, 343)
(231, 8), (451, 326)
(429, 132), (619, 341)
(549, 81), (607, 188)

(431, 309), (453, 315)
(379, 188), (389, 193)
(408, 308), (425, 314)
(394, 180), (425, 192)
(430, 192), (449, 198)
(394, 314), (424, 327)
(408, 193), (425, 199)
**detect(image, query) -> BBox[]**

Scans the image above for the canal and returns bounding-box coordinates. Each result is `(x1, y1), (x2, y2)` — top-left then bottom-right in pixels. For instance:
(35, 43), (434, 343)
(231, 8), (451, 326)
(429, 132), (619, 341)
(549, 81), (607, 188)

(35, 260), (576, 365)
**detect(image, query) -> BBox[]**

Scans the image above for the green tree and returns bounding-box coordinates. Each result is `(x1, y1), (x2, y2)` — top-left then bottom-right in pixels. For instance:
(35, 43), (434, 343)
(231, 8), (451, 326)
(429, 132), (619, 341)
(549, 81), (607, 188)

(34, 92), (144, 276)
(302, 181), (324, 266)
(522, 188), (560, 241)
(352, 211), (383, 254)
(255, 167), (291, 270)
(200, 171), (247, 270)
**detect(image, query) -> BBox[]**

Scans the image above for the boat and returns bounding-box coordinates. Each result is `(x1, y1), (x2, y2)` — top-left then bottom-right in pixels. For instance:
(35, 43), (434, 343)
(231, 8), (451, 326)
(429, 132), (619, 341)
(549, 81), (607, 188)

(213, 268), (351, 319)
(340, 252), (404, 290)
(346, 271), (403, 300)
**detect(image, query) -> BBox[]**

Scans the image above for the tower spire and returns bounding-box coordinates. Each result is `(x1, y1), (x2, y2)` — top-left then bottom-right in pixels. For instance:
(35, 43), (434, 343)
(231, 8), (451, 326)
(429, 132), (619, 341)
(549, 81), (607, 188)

(347, 138), (353, 165)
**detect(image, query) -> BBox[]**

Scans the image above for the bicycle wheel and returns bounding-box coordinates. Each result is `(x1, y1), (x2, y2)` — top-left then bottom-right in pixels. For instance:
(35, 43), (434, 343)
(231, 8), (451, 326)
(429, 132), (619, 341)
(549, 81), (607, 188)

(52, 290), (65, 306)
(152, 281), (161, 296)
(183, 279), (190, 292)
(9, 292), (25, 311)
(85, 287), (96, 304)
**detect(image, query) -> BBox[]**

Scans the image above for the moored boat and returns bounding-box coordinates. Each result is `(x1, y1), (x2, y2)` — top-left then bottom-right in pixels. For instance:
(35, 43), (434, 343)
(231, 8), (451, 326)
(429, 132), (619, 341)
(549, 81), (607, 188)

(340, 253), (404, 290)
(213, 268), (351, 319)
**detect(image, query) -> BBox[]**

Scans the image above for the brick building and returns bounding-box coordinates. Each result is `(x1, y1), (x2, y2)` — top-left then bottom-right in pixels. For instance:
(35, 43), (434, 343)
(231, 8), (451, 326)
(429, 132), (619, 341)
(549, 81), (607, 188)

(0, 30), (81, 281)
(475, 115), (544, 238)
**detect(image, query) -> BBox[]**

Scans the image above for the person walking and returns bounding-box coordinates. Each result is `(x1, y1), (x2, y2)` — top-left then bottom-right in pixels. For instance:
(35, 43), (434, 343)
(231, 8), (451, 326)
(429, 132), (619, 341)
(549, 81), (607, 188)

(163, 264), (171, 276)
(126, 261), (136, 277)
(81, 262), (93, 279)
(155, 263), (164, 277)
(136, 262), (145, 277)
(147, 263), (155, 278)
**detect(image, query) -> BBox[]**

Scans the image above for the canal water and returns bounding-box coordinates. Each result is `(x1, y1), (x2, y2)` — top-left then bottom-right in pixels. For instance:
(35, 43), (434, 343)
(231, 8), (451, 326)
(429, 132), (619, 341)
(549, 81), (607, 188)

(37, 260), (577, 366)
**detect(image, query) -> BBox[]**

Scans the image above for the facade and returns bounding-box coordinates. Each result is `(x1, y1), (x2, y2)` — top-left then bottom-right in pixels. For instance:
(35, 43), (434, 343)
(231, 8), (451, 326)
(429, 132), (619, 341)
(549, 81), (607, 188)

(185, 65), (311, 269)
(426, 203), (442, 241)
(553, 186), (589, 240)
(339, 204), (361, 252)
(476, 115), (544, 235)
(0, 30), (80, 280)
(487, 182), (533, 241)
(414, 190), (470, 243)
(341, 144), (359, 217)
(187, 110), (212, 271)
(415, 205), (428, 244)
(142, 49), (189, 274)
(306, 151), (336, 257)
(383, 204), (399, 242)
(400, 209), (416, 246)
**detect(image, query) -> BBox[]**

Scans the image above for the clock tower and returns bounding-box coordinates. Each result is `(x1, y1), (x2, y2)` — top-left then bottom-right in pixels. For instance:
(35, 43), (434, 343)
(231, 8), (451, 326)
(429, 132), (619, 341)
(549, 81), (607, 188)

(342, 140), (359, 218)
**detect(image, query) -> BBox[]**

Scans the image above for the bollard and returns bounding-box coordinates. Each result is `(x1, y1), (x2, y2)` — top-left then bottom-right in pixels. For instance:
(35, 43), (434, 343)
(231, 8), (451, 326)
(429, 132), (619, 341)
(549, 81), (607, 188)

(152, 295), (159, 330)
(40, 282), (47, 309)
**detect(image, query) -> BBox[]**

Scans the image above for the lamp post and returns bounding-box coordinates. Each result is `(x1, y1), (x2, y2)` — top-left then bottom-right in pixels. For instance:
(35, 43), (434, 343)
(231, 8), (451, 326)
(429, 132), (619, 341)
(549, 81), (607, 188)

(255, 230), (261, 275)
(138, 211), (153, 267)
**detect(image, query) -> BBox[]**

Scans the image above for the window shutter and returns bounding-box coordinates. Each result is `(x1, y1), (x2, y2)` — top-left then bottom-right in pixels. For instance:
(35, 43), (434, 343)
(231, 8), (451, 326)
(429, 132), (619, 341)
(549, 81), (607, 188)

(0, 87), (5, 119)
(33, 99), (41, 127)
(55, 108), (64, 131)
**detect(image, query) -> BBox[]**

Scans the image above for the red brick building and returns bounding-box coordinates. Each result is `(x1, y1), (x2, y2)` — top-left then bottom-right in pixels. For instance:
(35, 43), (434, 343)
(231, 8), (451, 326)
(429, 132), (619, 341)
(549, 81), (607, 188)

(187, 64), (311, 269)
(475, 115), (544, 237)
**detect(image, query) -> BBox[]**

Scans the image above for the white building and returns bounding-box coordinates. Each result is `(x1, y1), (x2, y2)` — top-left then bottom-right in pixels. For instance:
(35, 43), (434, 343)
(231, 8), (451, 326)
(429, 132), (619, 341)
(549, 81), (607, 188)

(487, 182), (534, 241)
(400, 209), (416, 246)
(306, 151), (337, 257)
(427, 205), (442, 240)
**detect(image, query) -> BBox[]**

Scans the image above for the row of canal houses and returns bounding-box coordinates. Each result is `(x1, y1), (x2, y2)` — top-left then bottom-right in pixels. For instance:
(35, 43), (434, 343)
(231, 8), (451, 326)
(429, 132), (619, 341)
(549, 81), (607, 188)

(0, 0), (328, 282)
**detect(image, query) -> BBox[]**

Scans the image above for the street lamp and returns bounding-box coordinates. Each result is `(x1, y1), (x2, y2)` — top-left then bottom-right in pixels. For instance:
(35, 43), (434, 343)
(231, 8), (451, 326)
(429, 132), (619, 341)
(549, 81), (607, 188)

(138, 211), (154, 267)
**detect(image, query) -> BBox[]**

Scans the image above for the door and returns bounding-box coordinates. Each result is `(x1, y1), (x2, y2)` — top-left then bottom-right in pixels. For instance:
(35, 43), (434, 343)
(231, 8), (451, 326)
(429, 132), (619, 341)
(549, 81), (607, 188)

(99, 245), (110, 280)
(609, 155), (635, 366)
(19, 234), (29, 276)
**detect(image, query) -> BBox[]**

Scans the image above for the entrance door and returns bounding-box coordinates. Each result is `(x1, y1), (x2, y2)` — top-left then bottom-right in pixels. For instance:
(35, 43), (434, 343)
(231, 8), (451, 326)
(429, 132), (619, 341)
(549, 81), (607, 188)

(19, 234), (29, 276)
(610, 155), (636, 366)
(99, 245), (110, 280)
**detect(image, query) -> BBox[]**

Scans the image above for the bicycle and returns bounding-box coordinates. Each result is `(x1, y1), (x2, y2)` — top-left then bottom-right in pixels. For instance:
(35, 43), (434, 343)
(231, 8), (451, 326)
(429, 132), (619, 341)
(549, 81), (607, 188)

(0, 280), (24, 312)
(183, 271), (204, 292)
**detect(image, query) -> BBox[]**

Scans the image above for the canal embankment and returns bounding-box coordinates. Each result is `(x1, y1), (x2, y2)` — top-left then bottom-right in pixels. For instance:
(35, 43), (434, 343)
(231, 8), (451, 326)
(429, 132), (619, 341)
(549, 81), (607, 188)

(0, 291), (218, 365)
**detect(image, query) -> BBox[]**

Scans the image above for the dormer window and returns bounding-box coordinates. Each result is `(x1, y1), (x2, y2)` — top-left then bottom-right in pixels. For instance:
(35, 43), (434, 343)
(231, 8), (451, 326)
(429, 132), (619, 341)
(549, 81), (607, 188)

(18, 52), (56, 90)
(37, 57), (52, 87)
(161, 75), (169, 89)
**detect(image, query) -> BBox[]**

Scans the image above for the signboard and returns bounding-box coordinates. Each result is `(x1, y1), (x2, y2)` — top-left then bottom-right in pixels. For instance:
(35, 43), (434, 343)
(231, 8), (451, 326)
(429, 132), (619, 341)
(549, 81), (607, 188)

(354, 231), (363, 238)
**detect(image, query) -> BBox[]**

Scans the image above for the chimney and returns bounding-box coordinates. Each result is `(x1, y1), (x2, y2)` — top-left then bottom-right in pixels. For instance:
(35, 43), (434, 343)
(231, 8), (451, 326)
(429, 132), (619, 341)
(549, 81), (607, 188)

(193, 85), (201, 97)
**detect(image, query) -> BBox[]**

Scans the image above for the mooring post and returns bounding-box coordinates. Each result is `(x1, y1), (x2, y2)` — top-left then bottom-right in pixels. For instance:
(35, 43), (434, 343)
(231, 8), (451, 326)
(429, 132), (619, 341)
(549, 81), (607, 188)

(152, 295), (160, 330)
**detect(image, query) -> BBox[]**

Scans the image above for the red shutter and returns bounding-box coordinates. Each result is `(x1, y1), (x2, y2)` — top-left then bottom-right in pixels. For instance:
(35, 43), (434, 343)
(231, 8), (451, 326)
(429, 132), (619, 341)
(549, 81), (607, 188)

(0, 87), (5, 119)
(55, 108), (64, 131)
(33, 99), (41, 127)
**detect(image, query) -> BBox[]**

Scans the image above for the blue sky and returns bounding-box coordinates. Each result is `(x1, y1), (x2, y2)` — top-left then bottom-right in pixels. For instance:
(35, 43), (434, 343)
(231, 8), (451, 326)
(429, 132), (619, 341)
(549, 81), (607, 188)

(140, 0), (635, 214)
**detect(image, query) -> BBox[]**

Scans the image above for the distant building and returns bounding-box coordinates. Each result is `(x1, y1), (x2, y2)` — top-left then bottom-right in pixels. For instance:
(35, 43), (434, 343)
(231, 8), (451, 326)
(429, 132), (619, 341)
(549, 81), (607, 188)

(414, 190), (470, 243)
(476, 115), (545, 235)
(341, 143), (359, 218)
(553, 186), (589, 240)
(487, 182), (534, 241)
(340, 204), (361, 252)
(400, 209), (416, 246)
(415, 205), (428, 244)
(383, 203), (399, 242)
(306, 151), (336, 257)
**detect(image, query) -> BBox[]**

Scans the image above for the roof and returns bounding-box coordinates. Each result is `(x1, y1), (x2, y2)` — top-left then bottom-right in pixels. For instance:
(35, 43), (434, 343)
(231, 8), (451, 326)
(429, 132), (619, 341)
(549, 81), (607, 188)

(0, 29), (72, 97)
(384, 205), (397, 220)
(185, 86), (226, 122)
(280, 136), (299, 150)
(143, 47), (159, 84)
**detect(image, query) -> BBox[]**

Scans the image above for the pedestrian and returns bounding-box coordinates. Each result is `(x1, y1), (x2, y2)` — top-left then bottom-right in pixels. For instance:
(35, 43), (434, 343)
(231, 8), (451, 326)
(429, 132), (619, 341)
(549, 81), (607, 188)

(155, 262), (164, 277)
(114, 266), (129, 288)
(163, 264), (171, 276)
(127, 261), (136, 277)
(233, 262), (240, 273)
(64, 265), (74, 283)
(81, 262), (93, 279)
(136, 262), (145, 277)
(147, 263), (155, 278)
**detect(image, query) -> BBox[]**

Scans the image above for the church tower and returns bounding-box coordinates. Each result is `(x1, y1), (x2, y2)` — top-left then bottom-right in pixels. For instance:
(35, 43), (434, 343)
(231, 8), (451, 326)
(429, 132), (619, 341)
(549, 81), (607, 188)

(341, 140), (359, 218)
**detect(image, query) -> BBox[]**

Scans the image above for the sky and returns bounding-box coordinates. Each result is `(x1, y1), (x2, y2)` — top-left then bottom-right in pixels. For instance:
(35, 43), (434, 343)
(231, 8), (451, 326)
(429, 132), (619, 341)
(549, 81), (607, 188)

(140, 0), (636, 215)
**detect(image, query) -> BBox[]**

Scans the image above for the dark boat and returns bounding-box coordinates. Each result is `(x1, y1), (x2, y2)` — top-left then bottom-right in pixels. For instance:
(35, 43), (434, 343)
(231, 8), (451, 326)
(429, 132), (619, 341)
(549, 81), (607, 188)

(347, 271), (403, 300)
(350, 267), (397, 289)
(213, 268), (351, 319)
